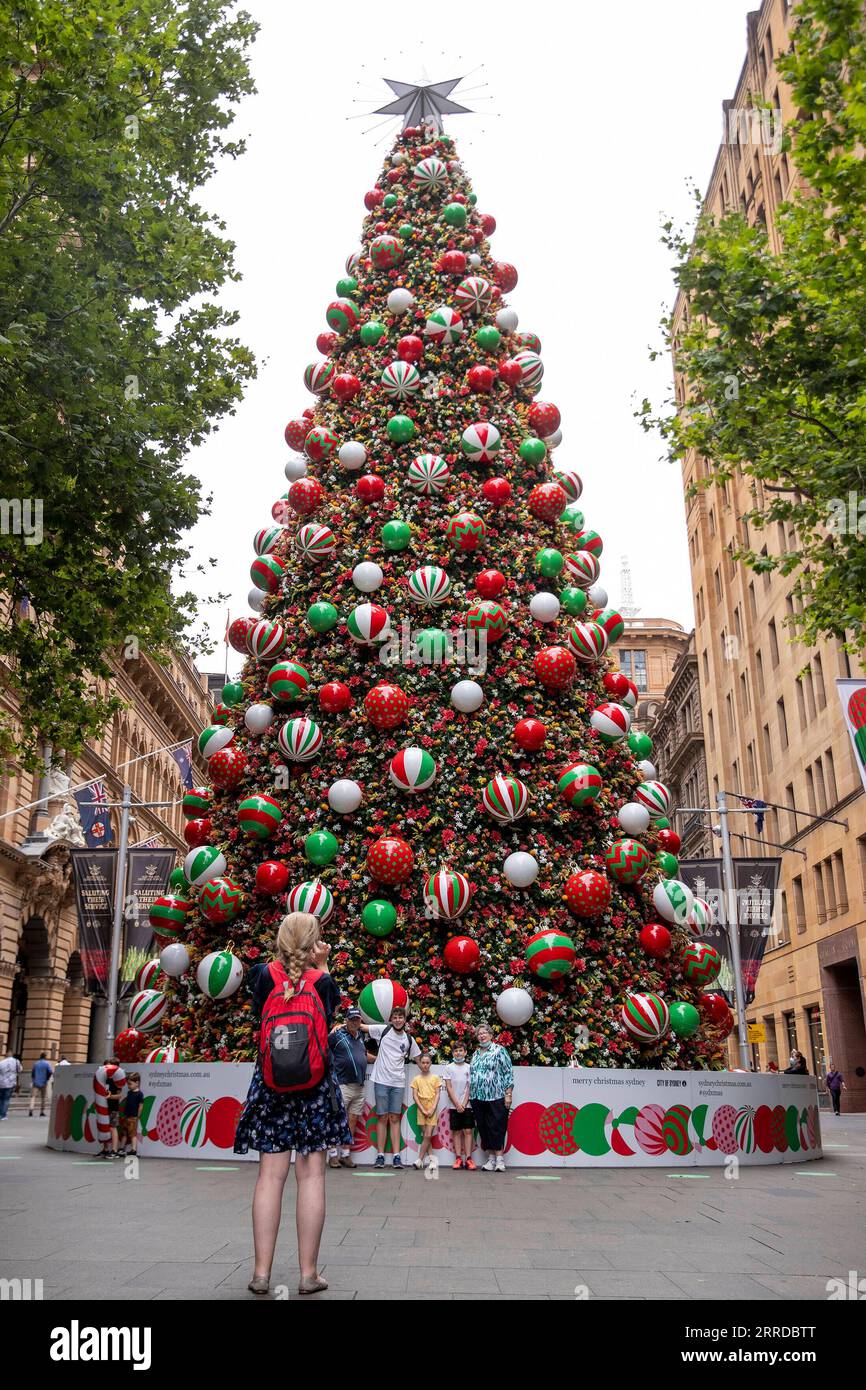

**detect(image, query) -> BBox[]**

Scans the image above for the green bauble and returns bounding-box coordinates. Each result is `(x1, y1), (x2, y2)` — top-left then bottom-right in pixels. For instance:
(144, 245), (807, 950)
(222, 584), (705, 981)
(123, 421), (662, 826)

(387, 414), (416, 444)
(669, 1002), (701, 1037)
(336, 275), (357, 297)
(382, 519), (412, 551)
(654, 816), (671, 830)
(307, 600), (339, 633)
(536, 548), (564, 577)
(360, 320), (386, 346)
(305, 829), (339, 866)
(443, 201), (467, 227)
(560, 504), (586, 532)
(383, 193), (398, 209)
(362, 900), (397, 937)
(629, 731), (653, 759)
(560, 586), (588, 616)
(475, 325), (501, 352)
(519, 437), (547, 465)
(221, 680), (244, 707)
(414, 627), (452, 663)
(467, 192), (477, 205)
(169, 866), (186, 892)
(398, 223), (415, 240)
(656, 850), (679, 877)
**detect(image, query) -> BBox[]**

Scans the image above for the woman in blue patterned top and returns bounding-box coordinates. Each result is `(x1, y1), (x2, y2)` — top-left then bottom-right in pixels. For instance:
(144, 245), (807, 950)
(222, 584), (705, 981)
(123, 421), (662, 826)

(468, 1022), (514, 1171)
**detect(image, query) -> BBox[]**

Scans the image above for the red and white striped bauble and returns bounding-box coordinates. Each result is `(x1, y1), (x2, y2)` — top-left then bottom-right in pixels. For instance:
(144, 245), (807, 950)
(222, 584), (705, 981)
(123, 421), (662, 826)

(347, 602), (390, 644)
(278, 716), (323, 763)
(482, 774), (529, 823)
(621, 992), (670, 1042)
(381, 360), (421, 399)
(287, 877), (334, 923)
(423, 868), (471, 920)
(513, 349), (543, 389)
(634, 780), (672, 816)
(129, 989), (167, 1032)
(566, 620), (609, 662)
(249, 618), (288, 662)
(564, 550), (601, 588)
(303, 360), (334, 395)
(460, 420), (501, 463)
(407, 453), (449, 493)
(455, 275), (492, 314)
(424, 304), (464, 344)
(296, 523), (336, 560)
(407, 565), (451, 606)
(253, 526), (283, 555)
(590, 701), (631, 740)
(688, 897), (716, 938)
(554, 469), (583, 502)
(389, 747), (437, 792)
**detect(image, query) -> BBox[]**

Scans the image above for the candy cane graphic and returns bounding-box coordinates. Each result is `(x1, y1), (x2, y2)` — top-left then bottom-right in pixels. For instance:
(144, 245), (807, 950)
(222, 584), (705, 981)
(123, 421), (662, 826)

(93, 1063), (126, 1147)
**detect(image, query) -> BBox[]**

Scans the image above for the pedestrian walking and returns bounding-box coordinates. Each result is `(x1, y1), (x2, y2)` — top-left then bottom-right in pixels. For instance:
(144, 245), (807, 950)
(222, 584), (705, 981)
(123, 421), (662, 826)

(29, 1052), (53, 1116)
(825, 1063), (846, 1115)
(468, 1022), (513, 1172)
(327, 1006), (373, 1168)
(233, 912), (350, 1297)
(0, 1050), (22, 1120)
(442, 1040), (475, 1169)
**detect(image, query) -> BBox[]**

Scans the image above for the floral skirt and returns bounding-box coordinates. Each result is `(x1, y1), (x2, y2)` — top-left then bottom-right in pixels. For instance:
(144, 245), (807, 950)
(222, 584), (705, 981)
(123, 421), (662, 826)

(233, 1062), (351, 1156)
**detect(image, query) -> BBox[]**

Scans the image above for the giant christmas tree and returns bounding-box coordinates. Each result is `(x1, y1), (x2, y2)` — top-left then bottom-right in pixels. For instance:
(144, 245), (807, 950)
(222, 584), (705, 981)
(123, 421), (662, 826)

(142, 113), (732, 1071)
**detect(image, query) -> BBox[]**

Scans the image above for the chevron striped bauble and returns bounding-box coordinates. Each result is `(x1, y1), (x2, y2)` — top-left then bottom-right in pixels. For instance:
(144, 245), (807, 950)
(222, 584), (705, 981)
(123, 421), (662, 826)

(621, 992), (670, 1042)
(198, 876), (244, 924)
(680, 943), (722, 985)
(604, 837), (652, 884)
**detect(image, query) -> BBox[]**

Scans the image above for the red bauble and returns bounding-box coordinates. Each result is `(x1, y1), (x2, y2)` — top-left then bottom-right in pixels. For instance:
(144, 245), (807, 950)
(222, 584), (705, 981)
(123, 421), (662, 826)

(443, 936), (480, 974)
(206, 1095), (244, 1149)
(209, 745), (248, 790)
(498, 358), (523, 386)
(386, 167), (403, 185)
(288, 477), (324, 516)
(534, 645), (577, 691)
(364, 188), (384, 210)
(603, 671), (632, 700)
(114, 1028), (145, 1063)
(493, 260), (518, 292)
(699, 992), (731, 1025)
(467, 364), (496, 393)
(228, 616), (255, 653)
(183, 817), (213, 849)
(657, 828), (681, 854)
(480, 213), (496, 235)
(364, 682), (409, 730)
(475, 568), (506, 598)
(514, 717), (547, 752)
(319, 681), (353, 714)
(255, 860), (290, 894)
(529, 401), (561, 437)
(528, 482), (567, 522)
(396, 335), (424, 363)
(284, 418), (309, 452)
(332, 373), (361, 402)
(563, 869), (611, 917)
(367, 835), (414, 885)
(440, 249), (467, 275)
(302, 406), (315, 420)
(639, 923), (672, 958)
(481, 477), (511, 507)
(316, 331), (337, 355)
(355, 473), (385, 503)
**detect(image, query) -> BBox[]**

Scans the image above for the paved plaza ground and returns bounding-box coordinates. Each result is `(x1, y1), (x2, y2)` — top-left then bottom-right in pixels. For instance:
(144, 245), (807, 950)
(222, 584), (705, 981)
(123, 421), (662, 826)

(1, 1111), (864, 1301)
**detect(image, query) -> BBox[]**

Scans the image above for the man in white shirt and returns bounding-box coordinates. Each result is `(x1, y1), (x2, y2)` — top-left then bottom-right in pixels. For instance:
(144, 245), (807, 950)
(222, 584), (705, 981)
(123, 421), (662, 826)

(360, 1007), (420, 1168)
(0, 1052), (22, 1120)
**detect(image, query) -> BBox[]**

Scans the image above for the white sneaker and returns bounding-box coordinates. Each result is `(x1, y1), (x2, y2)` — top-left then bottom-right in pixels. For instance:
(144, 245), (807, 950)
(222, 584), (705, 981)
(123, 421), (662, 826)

(494, 1156), (506, 1172)
(482, 1157), (496, 1171)
(422, 1154), (431, 1168)
(413, 1158), (422, 1169)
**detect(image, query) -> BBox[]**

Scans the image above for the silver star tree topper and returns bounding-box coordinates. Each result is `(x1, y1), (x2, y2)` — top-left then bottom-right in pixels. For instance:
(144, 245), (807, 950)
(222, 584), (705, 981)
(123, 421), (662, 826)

(374, 77), (472, 132)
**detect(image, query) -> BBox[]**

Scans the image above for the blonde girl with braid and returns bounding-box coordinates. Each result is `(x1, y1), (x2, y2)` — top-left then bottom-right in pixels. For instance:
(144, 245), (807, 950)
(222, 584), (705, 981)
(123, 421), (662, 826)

(233, 912), (351, 1297)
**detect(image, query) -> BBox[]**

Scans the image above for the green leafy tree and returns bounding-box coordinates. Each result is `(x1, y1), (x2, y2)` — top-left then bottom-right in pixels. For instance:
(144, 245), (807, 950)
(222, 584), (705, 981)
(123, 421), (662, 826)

(0, 0), (258, 767)
(639, 0), (866, 652)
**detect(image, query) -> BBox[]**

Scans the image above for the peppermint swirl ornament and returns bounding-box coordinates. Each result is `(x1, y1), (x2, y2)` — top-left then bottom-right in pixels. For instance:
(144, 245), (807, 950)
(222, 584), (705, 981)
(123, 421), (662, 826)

(381, 360), (421, 399)
(296, 523), (337, 561)
(407, 453), (450, 494)
(408, 565), (451, 606)
(413, 156), (448, 190)
(303, 360), (334, 395)
(482, 774), (529, 823)
(278, 716), (323, 762)
(424, 304), (464, 344)
(389, 747), (437, 792)
(460, 420), (501, 463)
(455, 275), (492, 314)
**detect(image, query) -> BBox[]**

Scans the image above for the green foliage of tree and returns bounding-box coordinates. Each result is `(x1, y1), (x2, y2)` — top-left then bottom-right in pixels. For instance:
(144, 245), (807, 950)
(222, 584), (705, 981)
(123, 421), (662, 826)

(0, 1), (258, 767)
(639, 0), (866, 653)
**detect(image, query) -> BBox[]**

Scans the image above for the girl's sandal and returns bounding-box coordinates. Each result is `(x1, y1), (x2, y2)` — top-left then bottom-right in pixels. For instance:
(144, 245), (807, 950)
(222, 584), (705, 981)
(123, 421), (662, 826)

(297, 1274), (328, 1295)
(247, 1275), (270, 1295)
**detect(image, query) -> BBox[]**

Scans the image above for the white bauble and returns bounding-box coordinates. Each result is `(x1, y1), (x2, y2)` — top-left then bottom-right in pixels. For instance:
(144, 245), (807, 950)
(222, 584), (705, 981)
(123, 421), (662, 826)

(637, 760), (658, 781)
(328, 778), (362, 814)
(387, 287), (414, 315)
(159, 943), (190, 978)
(339, 440), (366, 471)
(495, 307), (518, 333)
(503, 852), (539, 888)
(496, 986), (534, 1026)
(586, 584), (608, 609)
(450, 679), (484, 713)
(352, 561), (384, 593)
(244, 703), (274, 736)
(468, 253), (482, 266)
(617, 802), (651, 836)
(529, 592), (560, 623)
(248, 588), (265, 613)
(284, 456), (308, 482)
(543, 429), (563, 449)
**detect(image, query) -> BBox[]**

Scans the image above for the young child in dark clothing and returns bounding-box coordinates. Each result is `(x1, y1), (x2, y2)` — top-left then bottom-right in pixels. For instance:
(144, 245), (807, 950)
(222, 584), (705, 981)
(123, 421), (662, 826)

(120, 1073), (144, 1156)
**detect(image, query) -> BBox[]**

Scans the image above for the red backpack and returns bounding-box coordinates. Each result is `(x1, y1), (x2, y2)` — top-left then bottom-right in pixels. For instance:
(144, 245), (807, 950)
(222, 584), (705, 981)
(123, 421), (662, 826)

(259, 961), (328, 1093)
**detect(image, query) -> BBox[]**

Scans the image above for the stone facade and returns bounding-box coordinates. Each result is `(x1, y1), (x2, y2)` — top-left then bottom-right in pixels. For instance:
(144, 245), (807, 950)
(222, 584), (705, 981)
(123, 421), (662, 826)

(648, 635), (713, 861)
(0, 649), (212, 1070)
(610, 617), (689, 731)
(671, 0), (866, 1105)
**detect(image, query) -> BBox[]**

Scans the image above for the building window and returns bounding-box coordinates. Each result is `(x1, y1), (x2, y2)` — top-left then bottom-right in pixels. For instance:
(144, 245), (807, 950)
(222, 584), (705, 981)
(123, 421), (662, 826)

(776, 697), (788, 750)
(740, 670), (750, 713)
(813, 861), (828, 923)
(814, 653), (826, 709)
(727, 693), (736, 733)
(795, 679), (807, 732)
(792, 875), (806, 933)
(833, 851), (848, 913)
(714, 567), (722, 602)
(620, 650), (647, 691)
(805, 765), (816, 815)
(756, 649), (765, 695)
(786, 783), (797, 836)
(762, 723), (773, 772)
(748, 581), (757, 620)
(764, 1016), (779, 1067)
(702, 649), (710, 683)
(783, 1011), (798, 1054)
(768, 619), (779, 666)
(806, 1005), (826, 1081)
(708, 709), (716, 750)
(825, 748), (837, 804)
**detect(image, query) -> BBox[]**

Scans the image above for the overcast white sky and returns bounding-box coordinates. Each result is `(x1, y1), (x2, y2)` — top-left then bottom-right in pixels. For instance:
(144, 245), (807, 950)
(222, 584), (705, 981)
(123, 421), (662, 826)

(184, 0), (758, 678)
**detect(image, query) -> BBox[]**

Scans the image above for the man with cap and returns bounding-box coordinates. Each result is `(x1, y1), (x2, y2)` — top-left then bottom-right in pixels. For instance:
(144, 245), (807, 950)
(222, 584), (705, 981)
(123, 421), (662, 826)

(328, 1008), (374, 1168)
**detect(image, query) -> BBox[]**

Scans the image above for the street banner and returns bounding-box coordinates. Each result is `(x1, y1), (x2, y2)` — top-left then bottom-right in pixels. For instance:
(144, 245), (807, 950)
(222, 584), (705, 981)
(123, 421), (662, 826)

(70, 849), (117, 994)
(678, 857), (780, 1005)
(120, 848), (177, 996)
(836, 678), (866, 795)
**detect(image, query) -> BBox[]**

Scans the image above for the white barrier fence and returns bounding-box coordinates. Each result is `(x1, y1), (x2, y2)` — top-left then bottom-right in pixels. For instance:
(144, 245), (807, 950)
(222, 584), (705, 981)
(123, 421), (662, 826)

(47, 1064), (821, 1167)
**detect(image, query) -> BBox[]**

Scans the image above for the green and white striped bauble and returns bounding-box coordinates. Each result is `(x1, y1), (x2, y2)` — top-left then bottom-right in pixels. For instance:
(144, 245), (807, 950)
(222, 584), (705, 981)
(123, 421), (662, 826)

(326, 298), (360, 334)
(381, 360), (421, 399)
(250, 553), (286, 594)
(389, 747), (436, 792)
(237, 793), (283, 840)
(413, 155), (448, 190)
(135, 958), (162, 991)
(180, 1097), (210, 1147)
(358, 977), (408, 1024)
(197, 724), (234, 759)
(267, 660), (310, 701)
(249, 618), (288, 662)
(621, 992), (670, 1042)
(407, 565), (451, 606)
(514, 348), (544, 389)
(183, 844), (227, 888)
(287, 878), (334, 923)
(129, 989), (167, 1032)
(296, 523), (337, 560)
(652, 878), (695, 926)
(557, 762), (603, 808)
(634, 780), (672, 816)
(253, 526), (283, 555)
(347, 602), (390, 644)
(196, 949), (243, 999)
(144, 1044), (183, 1063)
(407, 453), (449, 494)
(278, 716), (323, 762)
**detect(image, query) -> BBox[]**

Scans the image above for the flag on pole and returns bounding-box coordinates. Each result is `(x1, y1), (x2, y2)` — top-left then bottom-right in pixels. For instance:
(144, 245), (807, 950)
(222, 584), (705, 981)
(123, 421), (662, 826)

(170, 741), (193, 790)
(73, 779), (114, 847)
(737, 795), (767, 834)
